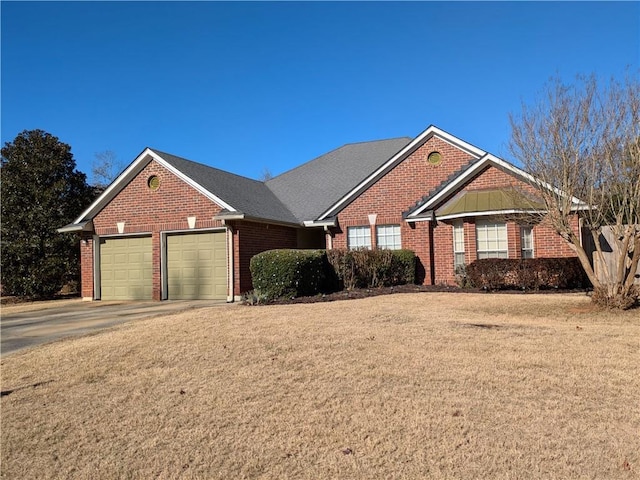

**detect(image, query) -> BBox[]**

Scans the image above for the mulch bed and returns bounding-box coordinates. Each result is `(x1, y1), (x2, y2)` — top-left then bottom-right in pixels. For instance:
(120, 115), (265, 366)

(251, 284), (591, 306)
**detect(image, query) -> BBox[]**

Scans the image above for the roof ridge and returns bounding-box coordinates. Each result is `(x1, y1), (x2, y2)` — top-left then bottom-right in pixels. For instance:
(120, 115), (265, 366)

(266, 137), (412, 183)
(341, 136), (412, 148)
(150, 148), (265, 185)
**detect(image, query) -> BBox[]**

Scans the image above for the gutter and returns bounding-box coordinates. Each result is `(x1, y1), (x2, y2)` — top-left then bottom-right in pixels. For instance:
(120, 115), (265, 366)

(57, 220), (94, 233)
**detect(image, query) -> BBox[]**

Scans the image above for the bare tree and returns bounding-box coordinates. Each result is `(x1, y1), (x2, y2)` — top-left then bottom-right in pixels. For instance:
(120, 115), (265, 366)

(92, 150), (125, 189)
(260, 167), (273, 182)
(509, 73), (639, 308)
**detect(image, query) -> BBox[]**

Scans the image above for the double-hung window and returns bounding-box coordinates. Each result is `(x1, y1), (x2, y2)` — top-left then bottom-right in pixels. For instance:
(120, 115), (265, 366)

(347, 226), (371, 250)
(376, 225), (401, 250)
(453, 220), (465, 271)
(476, 220), (508, 259)
(521, 226), (534, 259)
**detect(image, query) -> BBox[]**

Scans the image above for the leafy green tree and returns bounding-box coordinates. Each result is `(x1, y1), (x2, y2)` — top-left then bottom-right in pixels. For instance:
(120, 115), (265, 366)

(1, 130), (94, 298)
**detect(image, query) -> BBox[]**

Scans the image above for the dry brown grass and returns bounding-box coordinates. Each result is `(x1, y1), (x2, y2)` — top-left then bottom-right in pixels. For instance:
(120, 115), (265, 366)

(1, 292), (638, 479)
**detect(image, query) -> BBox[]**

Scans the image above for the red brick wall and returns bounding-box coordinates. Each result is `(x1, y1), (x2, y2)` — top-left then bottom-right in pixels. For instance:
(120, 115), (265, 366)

(80, 233), (94, 298)
(93, 161), (224, 234)
(335, 136), (477, 232)
(231, 220), (298, 293)
(532, 216), (579, 258)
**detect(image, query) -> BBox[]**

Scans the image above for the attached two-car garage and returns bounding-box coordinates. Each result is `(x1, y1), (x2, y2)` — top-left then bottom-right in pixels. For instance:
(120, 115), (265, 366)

(99, 231), (227, 301)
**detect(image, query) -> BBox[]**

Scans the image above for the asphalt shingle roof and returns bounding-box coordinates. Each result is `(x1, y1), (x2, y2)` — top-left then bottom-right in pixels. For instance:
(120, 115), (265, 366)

(150, 137), (411, 225)
(151, 149), (300, 225)
(265, 137), (412, 222)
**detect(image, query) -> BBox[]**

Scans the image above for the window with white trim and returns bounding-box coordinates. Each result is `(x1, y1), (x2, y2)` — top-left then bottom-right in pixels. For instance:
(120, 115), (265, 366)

(521, 226), (534, 259)
(376, 225), (401, 250)
(347, 226), (371, 250)
(453, 220), (465, 271)
(476, 220), (508, 259)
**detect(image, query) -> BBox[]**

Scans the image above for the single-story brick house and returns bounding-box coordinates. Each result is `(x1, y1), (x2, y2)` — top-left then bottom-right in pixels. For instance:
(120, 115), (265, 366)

(60, 125), (583, 301)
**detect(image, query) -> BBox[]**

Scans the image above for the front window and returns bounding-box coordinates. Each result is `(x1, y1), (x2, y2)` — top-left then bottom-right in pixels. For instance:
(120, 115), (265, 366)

(376, 225), (401, 250)
(476, 220), (508, 259)
(453, 220), (465, 271)
(347, 226), (371, 250)
(521, 226), (534, 259)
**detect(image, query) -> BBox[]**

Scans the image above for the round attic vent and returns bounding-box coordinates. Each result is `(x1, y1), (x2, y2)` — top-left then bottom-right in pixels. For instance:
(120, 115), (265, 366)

(147, 175), (160, 191)
(428, 151), (442, 166)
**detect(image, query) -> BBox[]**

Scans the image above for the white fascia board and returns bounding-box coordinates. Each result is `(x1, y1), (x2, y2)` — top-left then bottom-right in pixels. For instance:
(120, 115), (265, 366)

(317, 125), (485, 221)
(303, 219), (337, 228)
(404, 216), (433, 223)
(73, 148), (237, 224)
(73, 148), (156, 223)
(436, 209), (547, 221)
(153, 152), (236, 212)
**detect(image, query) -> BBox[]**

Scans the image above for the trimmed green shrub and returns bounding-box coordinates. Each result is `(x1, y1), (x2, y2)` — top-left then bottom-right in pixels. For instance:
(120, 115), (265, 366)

(466, 258), (589, 290)
(326, 249), (416, 290)
(250, 249), (327, 301)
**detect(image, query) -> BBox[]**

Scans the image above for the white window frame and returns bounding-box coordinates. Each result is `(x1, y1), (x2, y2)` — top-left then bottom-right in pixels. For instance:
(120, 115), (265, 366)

(476, 220), (508, 259)
(453, 220), (465, 271)
(376, 224), (401, 250)
(521, 225), (534, 259)
(347, 226), (372, 250)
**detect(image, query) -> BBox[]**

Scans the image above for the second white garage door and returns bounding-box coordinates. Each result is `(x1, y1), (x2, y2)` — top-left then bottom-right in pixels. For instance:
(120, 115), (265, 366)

(166, 232), (227, 300)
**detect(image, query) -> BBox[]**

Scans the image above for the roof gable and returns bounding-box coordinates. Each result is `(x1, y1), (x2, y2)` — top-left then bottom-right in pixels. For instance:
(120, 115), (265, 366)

(72, 148), (299, 226)
(315, 125), (486, 221)
(404, 153), (587, 220)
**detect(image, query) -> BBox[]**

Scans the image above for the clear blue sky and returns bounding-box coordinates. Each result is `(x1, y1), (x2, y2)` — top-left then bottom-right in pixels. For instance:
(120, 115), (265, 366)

(2, 1), (638, 183)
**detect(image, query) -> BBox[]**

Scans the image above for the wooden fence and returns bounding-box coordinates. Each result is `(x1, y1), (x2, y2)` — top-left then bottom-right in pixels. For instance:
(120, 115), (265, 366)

(582, 226), (640, 285)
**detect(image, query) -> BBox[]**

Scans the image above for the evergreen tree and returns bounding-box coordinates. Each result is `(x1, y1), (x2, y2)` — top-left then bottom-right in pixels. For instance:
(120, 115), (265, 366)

(1, 130), (94, 297)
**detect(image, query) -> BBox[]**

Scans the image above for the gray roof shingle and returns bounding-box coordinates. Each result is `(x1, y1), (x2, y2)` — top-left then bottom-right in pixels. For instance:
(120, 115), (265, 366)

(265, 137), (411, 222)
(151, 149), (300, 225)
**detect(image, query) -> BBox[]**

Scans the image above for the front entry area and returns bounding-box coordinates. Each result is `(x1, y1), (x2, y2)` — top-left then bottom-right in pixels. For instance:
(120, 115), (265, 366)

(165, 231), (227, 300)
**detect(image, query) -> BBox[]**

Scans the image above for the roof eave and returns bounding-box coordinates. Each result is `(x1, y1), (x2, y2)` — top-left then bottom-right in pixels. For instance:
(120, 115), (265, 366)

(436, 209), (547, 221)
(303, 218), (337, 228)
(57, 220), (94, 233)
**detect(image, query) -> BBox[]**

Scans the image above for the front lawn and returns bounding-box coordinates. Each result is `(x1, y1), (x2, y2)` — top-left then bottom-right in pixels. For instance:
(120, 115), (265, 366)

(1, 292), (638, 479)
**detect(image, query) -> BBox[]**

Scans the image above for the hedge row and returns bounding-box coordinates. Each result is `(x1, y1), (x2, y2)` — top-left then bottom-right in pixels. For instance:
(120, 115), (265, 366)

(326, 249), (416, 291)
(250, 249), (417, 301)
(465, 258), (589, 290)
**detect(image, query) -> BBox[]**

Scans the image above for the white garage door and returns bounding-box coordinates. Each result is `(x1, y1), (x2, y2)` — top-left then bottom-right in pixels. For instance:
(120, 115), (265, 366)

(166, 232), (227, 300)
(100, 236), (153, 300)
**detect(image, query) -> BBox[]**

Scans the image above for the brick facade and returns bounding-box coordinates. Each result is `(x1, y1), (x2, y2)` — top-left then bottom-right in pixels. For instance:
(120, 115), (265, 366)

(330, 137), (579, 286)
(76, 129), (581, 300)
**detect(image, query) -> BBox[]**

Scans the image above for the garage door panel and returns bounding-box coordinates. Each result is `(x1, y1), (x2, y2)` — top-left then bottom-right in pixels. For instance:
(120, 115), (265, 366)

(167, 232), (227, 300)
(100, 236), (153, 301)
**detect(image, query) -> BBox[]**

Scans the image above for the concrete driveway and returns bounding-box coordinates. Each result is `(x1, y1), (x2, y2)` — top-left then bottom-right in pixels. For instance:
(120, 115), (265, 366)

(1, 299), (227, 357)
